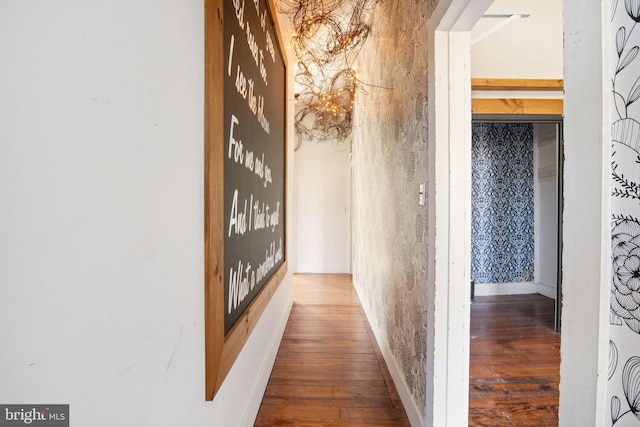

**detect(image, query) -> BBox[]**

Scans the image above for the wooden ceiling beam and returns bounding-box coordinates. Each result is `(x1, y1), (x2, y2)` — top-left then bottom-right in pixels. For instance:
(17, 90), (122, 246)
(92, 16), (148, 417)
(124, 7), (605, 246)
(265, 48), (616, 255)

(472, 78), (564, 91)
(472, 98), (563, 115)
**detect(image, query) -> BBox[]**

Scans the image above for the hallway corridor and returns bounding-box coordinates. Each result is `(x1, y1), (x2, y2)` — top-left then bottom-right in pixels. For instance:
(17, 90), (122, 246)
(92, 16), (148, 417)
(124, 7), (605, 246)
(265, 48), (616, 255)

(254, 274), (410, 426)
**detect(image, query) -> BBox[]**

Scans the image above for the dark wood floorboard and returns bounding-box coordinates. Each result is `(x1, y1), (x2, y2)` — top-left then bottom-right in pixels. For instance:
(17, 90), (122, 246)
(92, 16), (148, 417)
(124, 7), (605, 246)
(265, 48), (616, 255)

(256, 276), (560, 426)
(255, 274), (411, 427)
(469, 294), (560, 426)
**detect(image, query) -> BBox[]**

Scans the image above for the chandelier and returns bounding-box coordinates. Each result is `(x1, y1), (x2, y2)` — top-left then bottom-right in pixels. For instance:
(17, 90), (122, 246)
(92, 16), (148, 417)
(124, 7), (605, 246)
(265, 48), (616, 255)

(279, 0), (380, 146)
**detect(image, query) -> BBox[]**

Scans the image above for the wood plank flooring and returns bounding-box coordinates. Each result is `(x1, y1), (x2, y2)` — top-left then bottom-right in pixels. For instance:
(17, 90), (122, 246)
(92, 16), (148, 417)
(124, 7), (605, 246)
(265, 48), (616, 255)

(255, 274), (410, 426)
(256, 275), (561, 426)
(469, 294), (560, 426)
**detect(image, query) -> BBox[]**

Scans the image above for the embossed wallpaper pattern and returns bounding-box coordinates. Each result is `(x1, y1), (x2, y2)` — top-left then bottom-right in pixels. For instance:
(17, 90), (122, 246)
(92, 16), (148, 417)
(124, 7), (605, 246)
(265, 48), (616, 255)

(351, 0), (438, 420)
(609, 2), (640, 425)
(471, 123), (534, 284)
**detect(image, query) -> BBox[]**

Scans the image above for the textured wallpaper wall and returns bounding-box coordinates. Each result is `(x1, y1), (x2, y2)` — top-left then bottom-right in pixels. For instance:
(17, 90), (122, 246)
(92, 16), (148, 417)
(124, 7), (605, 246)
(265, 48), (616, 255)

(351, 0), (438, 419)
(471, 123), (535, 284)
(609, 2), (640, 425)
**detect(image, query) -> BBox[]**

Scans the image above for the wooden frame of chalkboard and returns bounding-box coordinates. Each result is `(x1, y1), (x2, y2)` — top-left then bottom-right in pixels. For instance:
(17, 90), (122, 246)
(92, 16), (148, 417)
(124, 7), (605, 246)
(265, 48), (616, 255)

(204, 0), (288, 400)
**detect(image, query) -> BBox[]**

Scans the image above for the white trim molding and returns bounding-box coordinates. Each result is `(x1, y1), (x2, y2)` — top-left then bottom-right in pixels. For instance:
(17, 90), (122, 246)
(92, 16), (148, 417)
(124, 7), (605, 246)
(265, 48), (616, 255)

(426, 1), (492, 426)
(474, 281), (537, 296)
(559, 0), (611, 425)
(354, 286), (425, 427)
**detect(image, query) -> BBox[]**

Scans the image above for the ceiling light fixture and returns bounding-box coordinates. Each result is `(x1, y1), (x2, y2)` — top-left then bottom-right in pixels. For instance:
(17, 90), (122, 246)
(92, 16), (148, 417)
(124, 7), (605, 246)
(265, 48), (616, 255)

(279, 0), (380, 147)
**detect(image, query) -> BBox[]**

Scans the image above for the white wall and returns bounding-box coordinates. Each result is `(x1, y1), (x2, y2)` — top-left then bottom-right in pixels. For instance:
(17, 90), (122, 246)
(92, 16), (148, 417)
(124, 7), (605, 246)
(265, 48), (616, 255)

(534, 123), (558, 299)
(471, 0), (563, 80)
(0, 1), (294, 426)
(294, 141), (351, 273)
(560, 0), (611, 423)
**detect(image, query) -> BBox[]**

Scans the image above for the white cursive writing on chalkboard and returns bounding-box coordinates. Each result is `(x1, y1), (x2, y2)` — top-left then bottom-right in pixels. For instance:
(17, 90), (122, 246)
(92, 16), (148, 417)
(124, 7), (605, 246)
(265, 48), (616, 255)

(243, 22), (267, 86)
(227, 115), (274, 186)
(269, 202), (280, 232)
(264, 164), (272, 187)
(228, 189), (248, 237)
(228, 115), (244, 163)
(256, 239), (283, 283)
(247, 77), (257, 114)
(252, 199), (267, 231)
(227, 14), (272, 135)
(230, 60), (270, 133)
(253, 153), (272, 187)
(259, 50), (268, 85)
(265, 30), (275, 62)
(244, 150), (254, 171)
(229, 191), (281, 235)
(245, 21), (259, 68)
(228, 260), (254, 314)
(257, 95), (270, 134)
(223, 0), (285, 334)
(254, 152), (264, 179)
(228, 35), (235, 76)
(246, 198), (281, 232)
(232, 0), (245, 29)
(235, 65), (249, 101)
(227, 238), (283, 315)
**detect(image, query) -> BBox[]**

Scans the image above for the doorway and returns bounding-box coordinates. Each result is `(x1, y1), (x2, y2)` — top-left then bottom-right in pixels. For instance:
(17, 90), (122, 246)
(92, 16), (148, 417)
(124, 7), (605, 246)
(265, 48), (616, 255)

(470, 117), (563, 331)
(293, 140), (352, 274)
(429, 1), (611, 425)
(468, 118), (563, 425)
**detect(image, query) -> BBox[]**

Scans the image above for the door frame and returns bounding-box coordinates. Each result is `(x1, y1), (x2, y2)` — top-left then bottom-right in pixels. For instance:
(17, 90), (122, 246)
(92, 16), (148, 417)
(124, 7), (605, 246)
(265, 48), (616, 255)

(427, 1), (611, 425)
(471, 114), (563, 332)
(426, 3), (491, 426)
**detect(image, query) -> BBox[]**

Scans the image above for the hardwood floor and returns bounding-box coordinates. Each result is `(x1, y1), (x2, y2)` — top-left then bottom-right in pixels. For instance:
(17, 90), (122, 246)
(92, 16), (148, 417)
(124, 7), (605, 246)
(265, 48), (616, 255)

(469, 294), (560, 426)
(256, 275), (560, 426)
(255, 274), (410, 426)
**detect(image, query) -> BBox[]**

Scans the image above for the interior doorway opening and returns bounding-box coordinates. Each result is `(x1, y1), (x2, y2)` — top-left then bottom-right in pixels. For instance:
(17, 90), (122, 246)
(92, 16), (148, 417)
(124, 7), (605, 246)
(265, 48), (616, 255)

(471, 116), (563, 331)
(468, 115), (563, 425)
(293, 140), (352, 274)
(430, 0), (611, 425)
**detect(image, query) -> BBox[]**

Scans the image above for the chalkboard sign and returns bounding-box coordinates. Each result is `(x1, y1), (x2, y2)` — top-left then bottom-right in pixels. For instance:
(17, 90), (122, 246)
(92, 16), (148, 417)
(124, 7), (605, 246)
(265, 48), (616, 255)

(204, 0), (287, 400)
(223, 0), (286, 335)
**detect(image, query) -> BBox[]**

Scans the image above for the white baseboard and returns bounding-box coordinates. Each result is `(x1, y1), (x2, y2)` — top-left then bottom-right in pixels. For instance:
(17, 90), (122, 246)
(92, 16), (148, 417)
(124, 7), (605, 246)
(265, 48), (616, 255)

(242, 286), (294, 427)
(353, 285), (424, 427)
(536, 282), (557, 299)
(474, 281), (537, 296)
(295, 265), (352, 274)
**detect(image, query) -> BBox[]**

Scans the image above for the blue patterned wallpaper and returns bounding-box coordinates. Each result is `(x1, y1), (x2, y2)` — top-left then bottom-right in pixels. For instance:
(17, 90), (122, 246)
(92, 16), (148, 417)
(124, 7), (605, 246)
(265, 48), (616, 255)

(471, 123), (534, 284)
